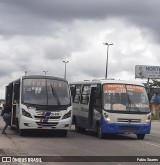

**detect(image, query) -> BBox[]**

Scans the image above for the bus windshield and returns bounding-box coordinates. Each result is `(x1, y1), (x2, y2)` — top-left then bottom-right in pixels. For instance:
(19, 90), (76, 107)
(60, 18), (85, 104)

(103, 84), (150, 113)
(22, 79), (70, 106)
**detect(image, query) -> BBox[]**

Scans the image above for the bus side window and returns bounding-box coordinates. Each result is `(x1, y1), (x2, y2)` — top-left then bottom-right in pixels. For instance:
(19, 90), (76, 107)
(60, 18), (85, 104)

(70, 85), (75, 96)
(81, 85), (90, 104)
(94, 85), (102, 112)
(70, 85), (76, 101)
(73, 85), (81, 103)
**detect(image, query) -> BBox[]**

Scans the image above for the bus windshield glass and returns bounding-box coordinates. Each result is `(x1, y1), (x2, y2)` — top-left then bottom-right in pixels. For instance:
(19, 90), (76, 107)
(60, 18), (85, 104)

(103, 84), (149, 112)
(22, 79), (70, 106)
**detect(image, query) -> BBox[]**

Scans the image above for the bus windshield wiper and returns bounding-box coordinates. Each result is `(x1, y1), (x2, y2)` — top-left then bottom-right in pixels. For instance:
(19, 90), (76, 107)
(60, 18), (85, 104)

(50, 85), (61, 105)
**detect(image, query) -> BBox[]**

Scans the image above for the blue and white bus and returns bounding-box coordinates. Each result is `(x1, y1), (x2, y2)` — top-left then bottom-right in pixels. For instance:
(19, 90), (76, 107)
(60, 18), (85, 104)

(70, 80), (151, 139)
(5, 75), (72, 136)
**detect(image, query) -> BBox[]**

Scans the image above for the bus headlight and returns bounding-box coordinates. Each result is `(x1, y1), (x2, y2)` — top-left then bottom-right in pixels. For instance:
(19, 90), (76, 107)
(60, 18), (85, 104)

(62, 110), (71, 119)
(104, 113), (111, 122)
(145, 115), (151, 123)
(22, 109), (32, 118)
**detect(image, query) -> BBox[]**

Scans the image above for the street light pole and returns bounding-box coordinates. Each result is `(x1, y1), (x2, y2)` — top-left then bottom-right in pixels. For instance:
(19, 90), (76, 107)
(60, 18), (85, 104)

(63, 61), (69, 80)
(25, 71), (27, 76)
(43, 71), (48, 76)
(103, 43), (113, 79)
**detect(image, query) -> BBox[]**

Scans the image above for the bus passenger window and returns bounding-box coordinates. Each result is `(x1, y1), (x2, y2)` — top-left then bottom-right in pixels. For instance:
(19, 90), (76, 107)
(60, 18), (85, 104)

(81, 85), (90, 104)
(73, 85), (81, 103)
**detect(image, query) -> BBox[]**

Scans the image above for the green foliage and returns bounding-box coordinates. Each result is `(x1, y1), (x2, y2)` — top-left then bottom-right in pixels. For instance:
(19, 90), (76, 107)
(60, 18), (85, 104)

(151, 80), (160, 87)
(152, 115), (160, 120)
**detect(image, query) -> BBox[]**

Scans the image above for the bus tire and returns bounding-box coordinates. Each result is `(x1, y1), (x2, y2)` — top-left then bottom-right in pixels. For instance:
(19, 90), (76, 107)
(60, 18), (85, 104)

(19, 129), (25, 136)
(97, 124), (104, 139)
(75, 124), (81, 132)
(137, 134), (145, 140)
(15, 118), (19, 131)
(75, 120), (81, 132)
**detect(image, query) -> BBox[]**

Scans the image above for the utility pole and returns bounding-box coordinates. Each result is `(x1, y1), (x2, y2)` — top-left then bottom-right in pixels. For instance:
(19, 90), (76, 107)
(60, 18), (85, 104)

(103, 43), (114, 79)
(43, 71), (48, 76)
(25, 71), (27, 76)
(62, 61), (69, 80)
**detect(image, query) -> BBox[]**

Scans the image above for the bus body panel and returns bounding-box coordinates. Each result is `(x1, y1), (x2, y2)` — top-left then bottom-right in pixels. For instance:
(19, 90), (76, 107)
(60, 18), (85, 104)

(100, 116), (151, 134)
(70, 79), (151, 138)
(5, 75), (72, 134)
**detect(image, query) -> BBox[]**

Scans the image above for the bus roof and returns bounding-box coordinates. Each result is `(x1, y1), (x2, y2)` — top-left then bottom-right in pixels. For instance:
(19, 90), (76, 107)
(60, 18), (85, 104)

(69, 79), (144, 86)
(22, 75), (66, 81)
(6, 75), (67, 86)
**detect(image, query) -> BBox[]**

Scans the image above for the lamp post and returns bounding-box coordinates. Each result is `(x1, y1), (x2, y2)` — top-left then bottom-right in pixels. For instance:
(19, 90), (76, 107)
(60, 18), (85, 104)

(63, 61), (69, 80)
(24, 71), (27, 76)
(43, 71), (48, 76)
(103, 42), (113, 79)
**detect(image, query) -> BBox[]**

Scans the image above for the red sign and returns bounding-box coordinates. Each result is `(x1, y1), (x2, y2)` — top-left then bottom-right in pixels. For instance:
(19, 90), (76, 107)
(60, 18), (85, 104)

(104, 84), (126, 93)
(104, 84), (145, 93)
(126, 85), (144, 93)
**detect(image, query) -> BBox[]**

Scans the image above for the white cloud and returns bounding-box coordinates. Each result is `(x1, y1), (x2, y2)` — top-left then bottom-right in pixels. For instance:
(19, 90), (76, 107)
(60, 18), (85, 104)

(0, 8), (160, 98)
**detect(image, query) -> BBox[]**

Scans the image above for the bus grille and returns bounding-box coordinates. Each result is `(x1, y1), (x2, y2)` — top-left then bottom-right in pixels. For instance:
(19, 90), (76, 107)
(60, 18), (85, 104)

(117, 118), (141, 123)
(36, 122), (58, 127)
(119, 126), (140, 132)
(34, 116), (61, 119)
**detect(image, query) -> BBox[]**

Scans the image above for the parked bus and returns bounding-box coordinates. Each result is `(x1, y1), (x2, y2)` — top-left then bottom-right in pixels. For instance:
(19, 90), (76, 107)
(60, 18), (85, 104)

(70, 79), (151, 139)
(5, 75), (72, 136)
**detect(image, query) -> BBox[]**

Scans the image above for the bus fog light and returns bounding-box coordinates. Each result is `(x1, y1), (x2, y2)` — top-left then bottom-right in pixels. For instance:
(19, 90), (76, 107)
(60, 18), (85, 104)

(146, 115), (151, 123)
(106, 117), (111, 122)
(65, 124), (69, 127)
(104, 114), (111, 122)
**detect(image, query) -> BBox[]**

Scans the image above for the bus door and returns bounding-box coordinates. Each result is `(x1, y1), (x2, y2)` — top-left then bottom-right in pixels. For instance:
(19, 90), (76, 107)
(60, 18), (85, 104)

(79, 85), (90, 128)
(5, 84), (13, 105)
(92, 84), (102, 130)
(12, 82), (20, 126)
(88, 85), (97, 129)
(5, 83), (14, 126)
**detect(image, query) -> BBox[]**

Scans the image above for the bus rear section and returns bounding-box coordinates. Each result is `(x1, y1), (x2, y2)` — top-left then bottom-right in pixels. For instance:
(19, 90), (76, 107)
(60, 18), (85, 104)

(5, 76), (72, 136)
(70, 80), (151, 139)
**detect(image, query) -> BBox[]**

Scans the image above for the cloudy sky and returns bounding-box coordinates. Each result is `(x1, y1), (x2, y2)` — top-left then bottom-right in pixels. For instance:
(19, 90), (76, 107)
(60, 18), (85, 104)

(0, 0), (160, 98)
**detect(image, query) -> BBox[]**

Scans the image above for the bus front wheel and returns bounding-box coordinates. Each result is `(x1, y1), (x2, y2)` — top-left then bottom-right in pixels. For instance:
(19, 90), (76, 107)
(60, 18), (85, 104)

(137, 134), (145, 140)
(18, 129), (25, 136)
(97, 125), (104, 139)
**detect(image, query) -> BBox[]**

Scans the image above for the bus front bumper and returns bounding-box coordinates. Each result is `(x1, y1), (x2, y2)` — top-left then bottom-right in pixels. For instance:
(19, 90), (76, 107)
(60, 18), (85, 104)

(19, 116), (72, 130)
(101, 118), (151, 134)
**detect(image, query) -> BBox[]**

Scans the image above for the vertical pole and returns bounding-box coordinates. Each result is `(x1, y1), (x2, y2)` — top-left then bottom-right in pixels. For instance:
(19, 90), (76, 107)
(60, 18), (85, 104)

(103, 43), (113, 79)
(64, 62), (66, 80)
(105, 45), (109, 79)
(63, 61), (69, 80)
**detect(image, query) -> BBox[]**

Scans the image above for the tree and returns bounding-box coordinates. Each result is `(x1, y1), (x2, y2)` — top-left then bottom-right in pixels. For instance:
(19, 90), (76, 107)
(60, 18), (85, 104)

(151, 79), (160, 87)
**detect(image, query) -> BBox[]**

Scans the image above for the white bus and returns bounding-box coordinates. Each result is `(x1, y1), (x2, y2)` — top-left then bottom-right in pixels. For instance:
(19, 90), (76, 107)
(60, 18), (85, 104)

(5, 75), (72, 136)
(70, 79), (151, 139)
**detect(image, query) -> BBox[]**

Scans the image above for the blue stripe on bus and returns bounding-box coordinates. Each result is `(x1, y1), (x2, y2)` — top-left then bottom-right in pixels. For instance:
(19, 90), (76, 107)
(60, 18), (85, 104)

(101, 117), (151, 134)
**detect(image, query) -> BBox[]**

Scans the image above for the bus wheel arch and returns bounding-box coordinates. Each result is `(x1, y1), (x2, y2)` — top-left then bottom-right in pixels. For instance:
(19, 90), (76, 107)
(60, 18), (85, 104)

(96, 121), (104, 139)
